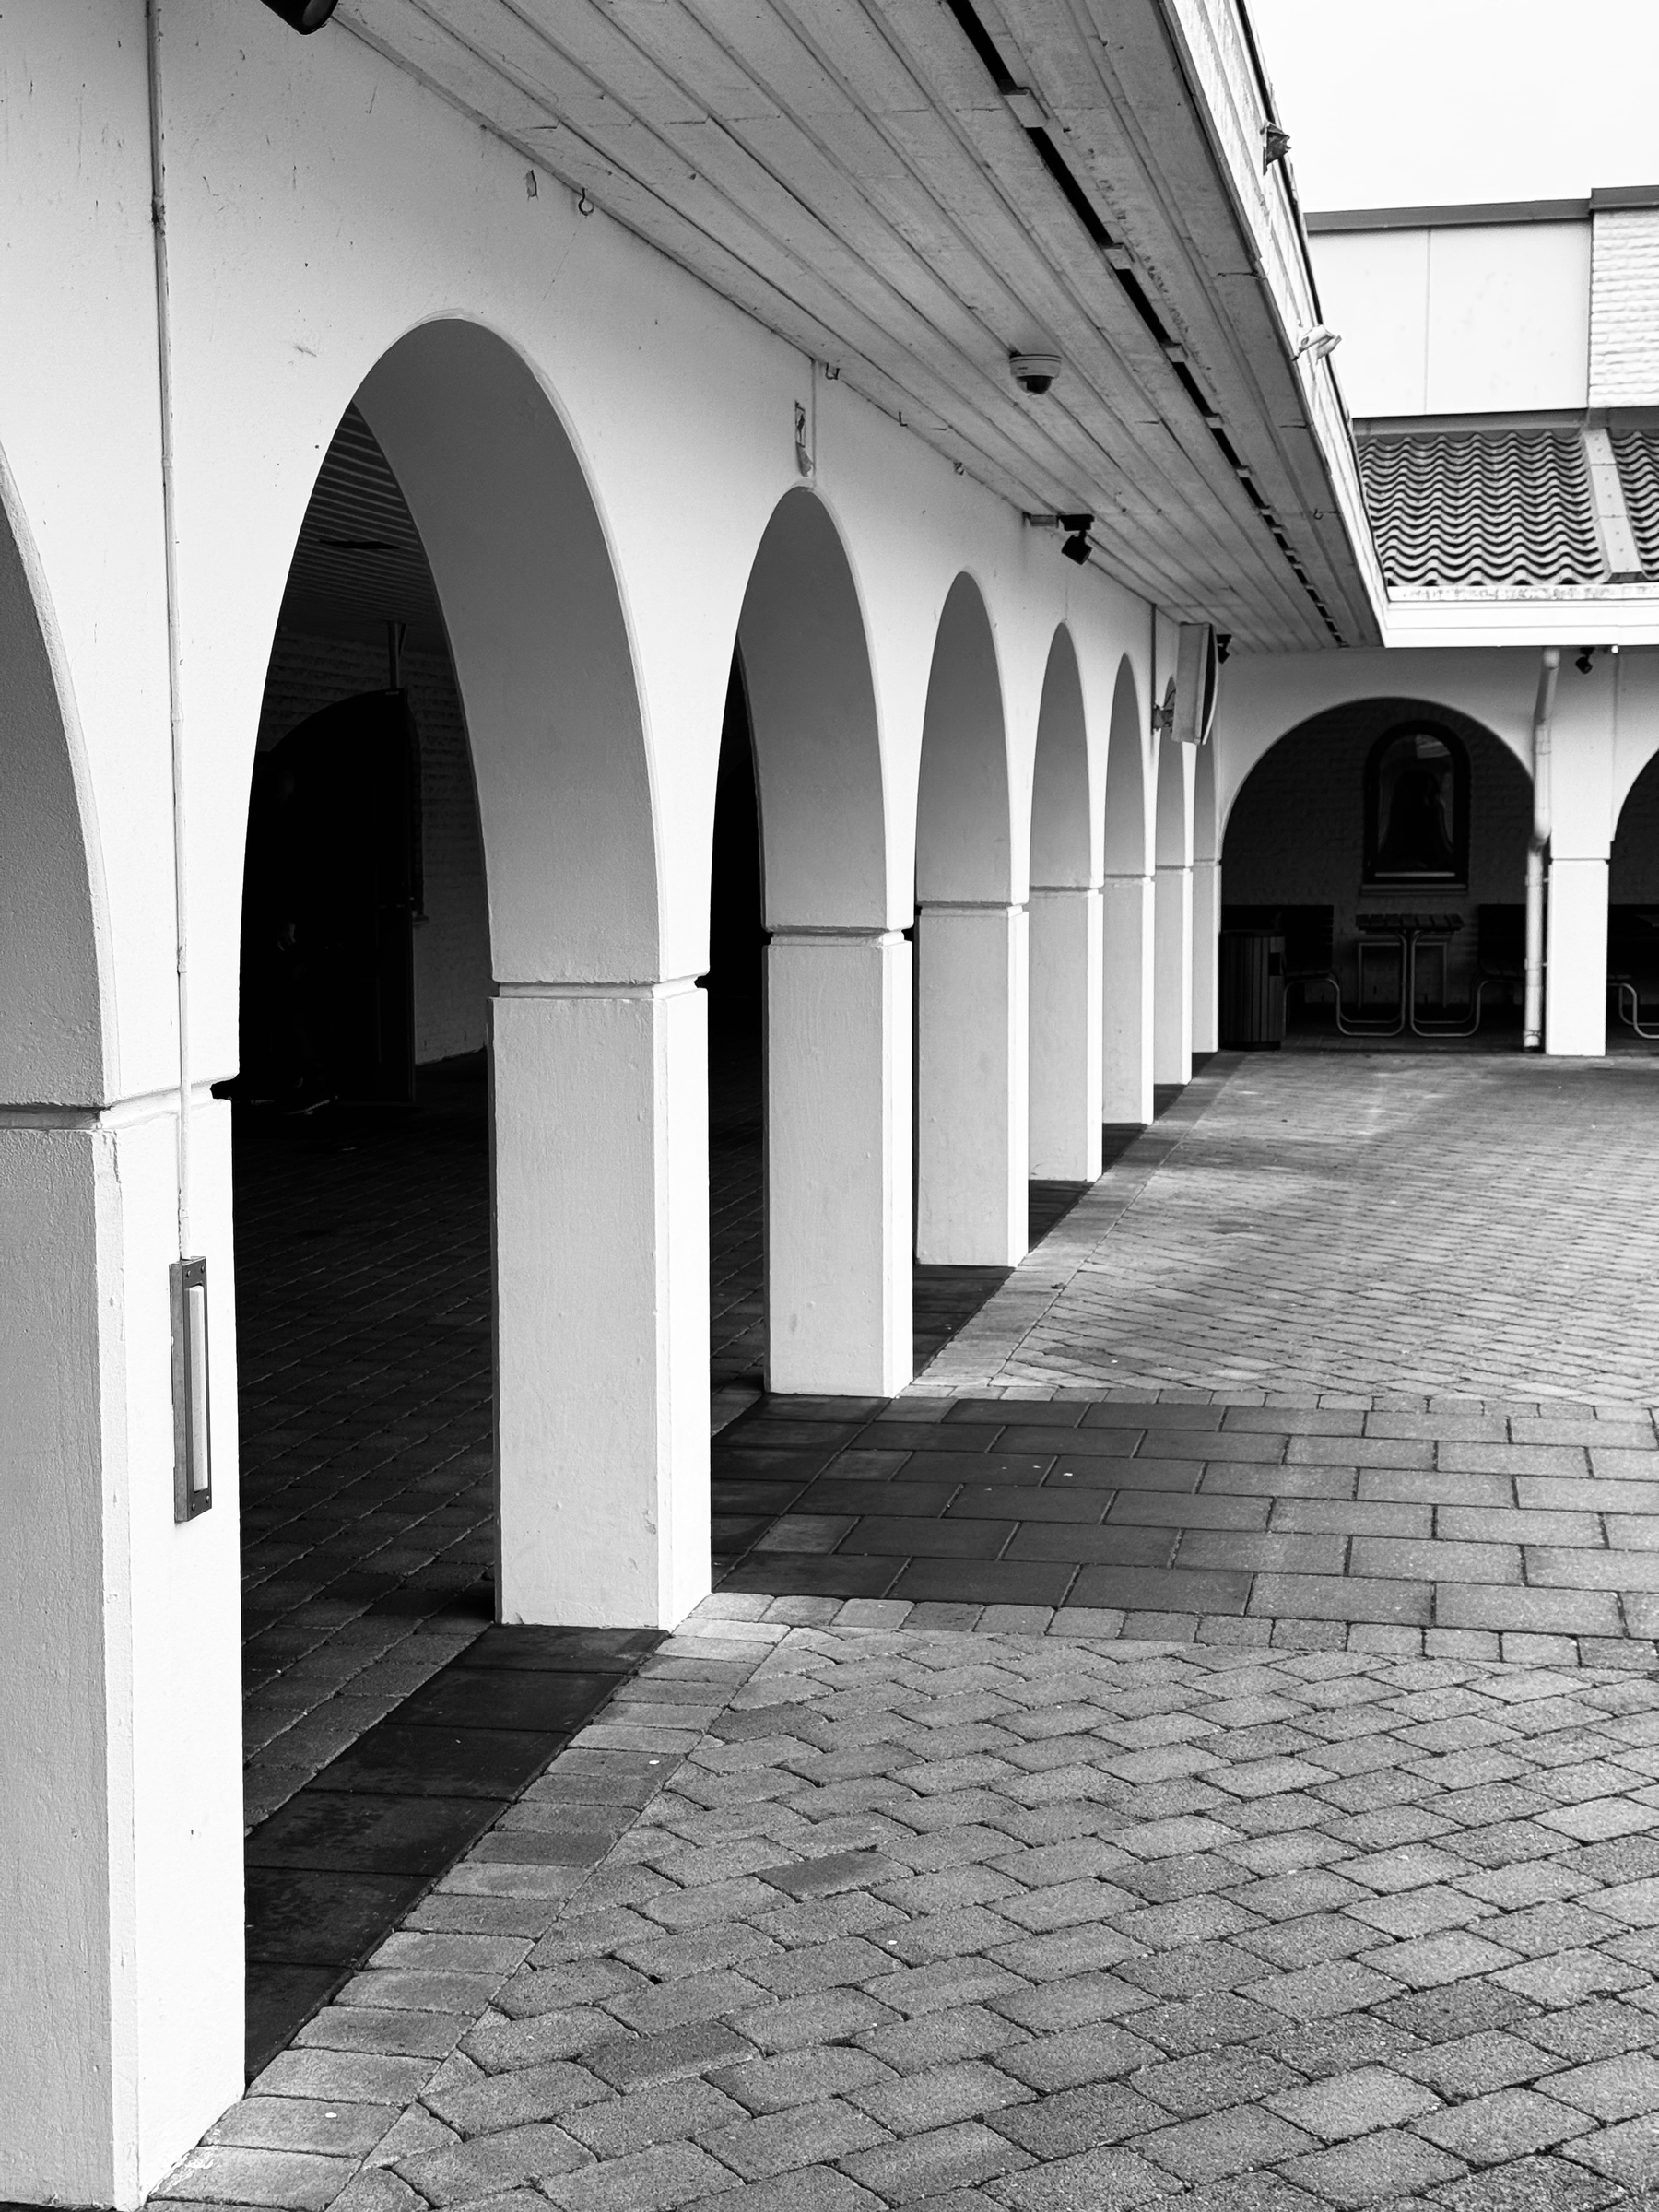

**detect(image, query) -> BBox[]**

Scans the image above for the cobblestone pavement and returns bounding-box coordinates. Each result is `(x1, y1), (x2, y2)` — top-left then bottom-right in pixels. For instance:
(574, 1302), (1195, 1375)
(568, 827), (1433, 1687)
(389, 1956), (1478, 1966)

(161, 1609), (1659, 2212)
(920, 1053), (1659, 1405)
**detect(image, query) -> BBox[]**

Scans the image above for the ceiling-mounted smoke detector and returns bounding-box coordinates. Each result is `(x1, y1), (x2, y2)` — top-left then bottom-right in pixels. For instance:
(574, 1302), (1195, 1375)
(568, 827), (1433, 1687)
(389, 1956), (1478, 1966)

(1009, 351), (1064, 395)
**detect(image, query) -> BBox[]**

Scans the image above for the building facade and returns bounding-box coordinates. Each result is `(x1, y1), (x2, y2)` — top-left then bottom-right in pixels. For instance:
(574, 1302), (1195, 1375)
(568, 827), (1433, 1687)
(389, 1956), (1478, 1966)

(2, 1), (1654, 2203)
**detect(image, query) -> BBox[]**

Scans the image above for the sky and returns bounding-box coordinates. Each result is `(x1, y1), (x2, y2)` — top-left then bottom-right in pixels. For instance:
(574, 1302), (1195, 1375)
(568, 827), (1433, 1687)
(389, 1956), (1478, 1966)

(1247, 0), (1659, 212)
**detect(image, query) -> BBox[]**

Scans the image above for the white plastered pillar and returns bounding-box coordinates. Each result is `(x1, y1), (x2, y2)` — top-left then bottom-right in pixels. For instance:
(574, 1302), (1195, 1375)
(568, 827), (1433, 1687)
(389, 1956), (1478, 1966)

(915, 900), (1028, 1265)
(766, 928), (912, 1394)
(1192, 859), (1220, 1054)
(1102, 871), (1156, 1124)
(1543, 683), (1617, 1058)
(492, 980), (710, 1627)
(1154, 860), (1194, 1084)
(1029, 885), (1104, 1182)
(0, 1095), (243, 2208)
(1545, 857), (1610, 1056)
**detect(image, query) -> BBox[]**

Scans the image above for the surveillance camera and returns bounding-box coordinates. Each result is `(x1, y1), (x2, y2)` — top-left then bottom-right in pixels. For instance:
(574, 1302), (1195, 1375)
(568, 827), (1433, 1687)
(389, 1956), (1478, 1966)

(1010, 351), (1064, 396)
(260, 0), (338, 26)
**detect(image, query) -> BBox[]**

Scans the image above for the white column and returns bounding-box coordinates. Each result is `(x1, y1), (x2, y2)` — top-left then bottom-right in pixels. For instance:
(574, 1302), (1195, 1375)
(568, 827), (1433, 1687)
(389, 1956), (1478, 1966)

(1154, 860), (1194, 1085)
(1192, 858), (1220, 1054)
(915, 901), (1028, 1266)
(767, 929), (912, 1394)
(1029, 885), (1102, 1182)
(0, 1095), (243, 2208)
(492, 981), (710, 1628)
(1102, 871), (1156, 1124)
(1545, 856), (1609, 1056)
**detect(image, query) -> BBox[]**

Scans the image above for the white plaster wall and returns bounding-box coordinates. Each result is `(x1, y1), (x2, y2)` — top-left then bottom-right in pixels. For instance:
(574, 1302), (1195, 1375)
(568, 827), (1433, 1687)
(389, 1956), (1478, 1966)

(88, 0), (1152, 1066)
(1310, 221), (1591, 418)
(1, 4), (1166, 2190)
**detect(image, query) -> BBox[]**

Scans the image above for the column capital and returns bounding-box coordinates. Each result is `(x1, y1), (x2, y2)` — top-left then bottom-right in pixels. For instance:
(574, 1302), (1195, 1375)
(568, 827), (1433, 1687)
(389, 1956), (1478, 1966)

(914, 899), (1027, 918)
(766, 925), (907, 948)
(494, 976), (701, 1002)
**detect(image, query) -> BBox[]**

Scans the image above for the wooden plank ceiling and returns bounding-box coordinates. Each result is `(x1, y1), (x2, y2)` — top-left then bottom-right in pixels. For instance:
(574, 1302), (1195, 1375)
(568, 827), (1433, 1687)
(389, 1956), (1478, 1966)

(336, 0), (1384, 650)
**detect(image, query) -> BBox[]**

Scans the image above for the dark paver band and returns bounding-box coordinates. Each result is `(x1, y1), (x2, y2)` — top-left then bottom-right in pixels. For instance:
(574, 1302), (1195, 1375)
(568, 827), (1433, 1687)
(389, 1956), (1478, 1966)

(715, 1393), (1659, 1662)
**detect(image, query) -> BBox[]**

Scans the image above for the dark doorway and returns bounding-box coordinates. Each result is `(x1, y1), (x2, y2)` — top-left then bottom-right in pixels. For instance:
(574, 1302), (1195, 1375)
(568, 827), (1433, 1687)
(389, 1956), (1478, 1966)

(241, 688), (422, 1110)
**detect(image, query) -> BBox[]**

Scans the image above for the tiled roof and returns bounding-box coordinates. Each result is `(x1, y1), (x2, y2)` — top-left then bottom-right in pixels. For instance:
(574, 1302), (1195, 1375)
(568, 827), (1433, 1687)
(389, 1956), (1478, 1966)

(1357, 428), (1605, 588)
(1615, 428), (1659, 575)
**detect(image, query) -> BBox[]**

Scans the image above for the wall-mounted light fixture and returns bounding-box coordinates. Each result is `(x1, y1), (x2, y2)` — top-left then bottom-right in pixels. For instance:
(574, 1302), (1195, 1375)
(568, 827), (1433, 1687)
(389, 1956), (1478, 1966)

(1293, 325), (1341, 365)
(1262, 124), (1291, 171)
(259, 0), (338, 29)
(1025, 511), (1094, 561)
(1010, 351), (1064, 395)
(1576, 647), (1595, 674)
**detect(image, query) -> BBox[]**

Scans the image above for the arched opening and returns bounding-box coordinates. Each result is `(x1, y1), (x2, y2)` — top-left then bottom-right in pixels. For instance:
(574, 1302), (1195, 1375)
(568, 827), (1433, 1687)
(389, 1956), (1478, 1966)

(705, 654), (766, 1431)
(1102, 657), (1153, 1123)
(733, 488), (906, 1396)
(1153, 732), (1194, 1084)
(1221, 695), (1530, 1043)
(913, 572), (1023, 1269)
(1609, 746), (1659, 1041)
(231, 323), (683, 2074)
(1028, 625), (1101, 1184)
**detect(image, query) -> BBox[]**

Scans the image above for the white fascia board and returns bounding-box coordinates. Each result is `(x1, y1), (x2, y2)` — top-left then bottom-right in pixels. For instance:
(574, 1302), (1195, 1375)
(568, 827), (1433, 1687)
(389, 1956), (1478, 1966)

(1382, 589), (1659, 649)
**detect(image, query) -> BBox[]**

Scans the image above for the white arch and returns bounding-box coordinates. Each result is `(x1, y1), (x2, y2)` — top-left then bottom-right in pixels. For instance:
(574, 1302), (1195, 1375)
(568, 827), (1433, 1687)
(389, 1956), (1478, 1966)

(915, 572), (1022, 1265)
(916, 571), (1013, 904)
(1102, 657), (1154, 1123)
(1029, 625), (1102, 1179)
(737, 487), (888, 931)
(0, 441), (110, 1102)
(1030, 624), (1092, 891)
(736, 488), (908, 1392)
(356, 320), (658, 983)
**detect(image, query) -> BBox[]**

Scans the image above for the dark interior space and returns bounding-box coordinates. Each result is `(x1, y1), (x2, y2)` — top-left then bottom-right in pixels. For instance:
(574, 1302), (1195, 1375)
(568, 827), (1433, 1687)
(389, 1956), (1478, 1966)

(1610, 745), (1659, 1040)
(706, 655), (767, 1410)
(1221, 697), (1532, 1047)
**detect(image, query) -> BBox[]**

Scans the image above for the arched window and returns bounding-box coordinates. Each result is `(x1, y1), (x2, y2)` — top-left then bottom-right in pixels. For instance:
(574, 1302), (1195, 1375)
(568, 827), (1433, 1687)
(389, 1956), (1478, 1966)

(1364, 721), (1469, 887)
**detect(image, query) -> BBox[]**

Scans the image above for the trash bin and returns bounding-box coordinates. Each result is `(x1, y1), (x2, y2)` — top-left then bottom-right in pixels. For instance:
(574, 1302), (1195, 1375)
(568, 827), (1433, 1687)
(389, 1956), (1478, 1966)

(1219, 929), (1286, 1048)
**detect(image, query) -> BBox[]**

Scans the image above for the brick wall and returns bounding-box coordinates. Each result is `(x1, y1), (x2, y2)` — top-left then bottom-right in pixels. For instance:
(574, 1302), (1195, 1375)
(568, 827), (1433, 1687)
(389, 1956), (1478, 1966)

(256, 629), (491, 1064)
(1222, 700), (1532, 1000)
(1591, 209), (1659, 408)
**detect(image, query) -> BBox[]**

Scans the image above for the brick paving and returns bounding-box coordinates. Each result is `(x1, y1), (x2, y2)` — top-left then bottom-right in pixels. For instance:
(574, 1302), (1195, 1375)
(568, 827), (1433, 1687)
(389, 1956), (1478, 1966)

(187, 1048), (1659, 2208)
(236, 1065), (498, 1832)
(920, 1052), (1659, 1405)
(159, 1608), (1659, 2211)
(711, 1393), (1659, 1659)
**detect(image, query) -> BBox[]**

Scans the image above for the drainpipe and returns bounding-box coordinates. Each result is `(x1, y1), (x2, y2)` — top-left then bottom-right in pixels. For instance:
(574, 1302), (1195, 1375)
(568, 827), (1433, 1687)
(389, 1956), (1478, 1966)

(1524, 647), (1560, 1049)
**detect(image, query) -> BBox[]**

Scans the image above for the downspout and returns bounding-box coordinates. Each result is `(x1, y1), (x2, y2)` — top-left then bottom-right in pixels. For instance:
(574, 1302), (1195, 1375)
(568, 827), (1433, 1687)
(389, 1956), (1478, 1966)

(1524, 647), (1560, 1050)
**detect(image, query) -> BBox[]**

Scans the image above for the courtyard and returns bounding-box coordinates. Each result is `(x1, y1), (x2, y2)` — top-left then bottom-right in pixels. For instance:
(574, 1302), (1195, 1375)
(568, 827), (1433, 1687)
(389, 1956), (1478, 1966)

(155, 1044), (1659, 2209)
